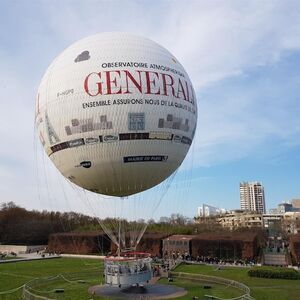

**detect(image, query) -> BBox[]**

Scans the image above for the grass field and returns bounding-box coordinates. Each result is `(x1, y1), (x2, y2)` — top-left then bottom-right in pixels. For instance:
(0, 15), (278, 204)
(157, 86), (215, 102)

(159, 277), (244, 299)
(174, 263), (300, 300)
(0, 258), (245, 300)
(1, 258), (299, 299)
(0, 258), (103, 299)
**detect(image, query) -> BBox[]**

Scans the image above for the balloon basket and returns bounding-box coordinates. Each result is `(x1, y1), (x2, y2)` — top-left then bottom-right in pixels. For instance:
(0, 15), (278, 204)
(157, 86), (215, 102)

(104, 252), (152, 288)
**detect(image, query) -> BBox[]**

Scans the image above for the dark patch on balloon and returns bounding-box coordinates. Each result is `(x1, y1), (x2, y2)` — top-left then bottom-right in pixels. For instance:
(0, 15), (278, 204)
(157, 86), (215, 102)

(80, 161), (92, 168)
(74, 51), (90, 62)
(173, 135), (182, 142)
(69, 138), (85, 147)
(123, 156), (168, 163)
(119, 132), (149, 140)
(103, 135), (118, 142)
(181, 136), (192, 145)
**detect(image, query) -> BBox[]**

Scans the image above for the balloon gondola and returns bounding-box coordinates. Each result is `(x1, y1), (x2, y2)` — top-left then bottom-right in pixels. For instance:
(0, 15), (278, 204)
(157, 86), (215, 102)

(104, 252), (152, 288)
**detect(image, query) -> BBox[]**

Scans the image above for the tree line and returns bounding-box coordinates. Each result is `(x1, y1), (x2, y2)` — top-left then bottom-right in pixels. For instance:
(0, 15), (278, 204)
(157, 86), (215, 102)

(0, 202), (261, 245)
(0, 202), (98, 245)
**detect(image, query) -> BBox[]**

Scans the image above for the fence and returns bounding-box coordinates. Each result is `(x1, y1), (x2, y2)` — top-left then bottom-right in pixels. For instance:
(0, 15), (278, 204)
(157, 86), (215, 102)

(171, 271), (255, 300)
(21, 269), (102, 300)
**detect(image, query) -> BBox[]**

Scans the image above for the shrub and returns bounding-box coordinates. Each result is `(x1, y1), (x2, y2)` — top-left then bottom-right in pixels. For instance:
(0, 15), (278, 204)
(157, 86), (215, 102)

(248, 268), (299, 280)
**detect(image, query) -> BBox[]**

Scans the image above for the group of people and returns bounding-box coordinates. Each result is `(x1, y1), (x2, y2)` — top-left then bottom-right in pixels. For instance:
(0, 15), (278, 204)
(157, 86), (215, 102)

(0, 251), (17, 259)
(157, 254), (257, 266)
(191, 255), (257, 266)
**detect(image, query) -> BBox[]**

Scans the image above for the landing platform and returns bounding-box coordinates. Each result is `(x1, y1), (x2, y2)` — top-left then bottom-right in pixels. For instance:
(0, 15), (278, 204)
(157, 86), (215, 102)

(89, 284), (187, 299)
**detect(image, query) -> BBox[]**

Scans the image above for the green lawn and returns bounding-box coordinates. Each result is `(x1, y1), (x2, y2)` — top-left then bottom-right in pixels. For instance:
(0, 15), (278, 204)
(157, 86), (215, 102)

(0, 258), (245, 300)
(159, 277), (244, 300)
(0, 258), (104, 300)
(1, 258), (298, 299)
(174, 263), (300, 300)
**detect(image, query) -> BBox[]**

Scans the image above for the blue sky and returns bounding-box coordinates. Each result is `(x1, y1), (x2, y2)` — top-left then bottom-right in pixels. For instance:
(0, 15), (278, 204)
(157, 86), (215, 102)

(0, 0), (299, 219)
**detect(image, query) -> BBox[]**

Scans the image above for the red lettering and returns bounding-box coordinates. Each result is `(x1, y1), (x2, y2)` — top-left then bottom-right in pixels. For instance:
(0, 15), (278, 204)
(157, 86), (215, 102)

(124, 70), (142, 94)
(161, 73), (175, 97)
(145, 71), (161, 95)
(176, 78), (187, 100)
(105, 71), (122, 95)
(83, 69), (196, 107)
(84, 72), (103, 96)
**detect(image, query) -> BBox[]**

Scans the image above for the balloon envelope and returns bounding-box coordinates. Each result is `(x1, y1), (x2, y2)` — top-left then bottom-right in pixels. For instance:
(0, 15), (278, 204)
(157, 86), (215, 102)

(36, 32), (197, 196)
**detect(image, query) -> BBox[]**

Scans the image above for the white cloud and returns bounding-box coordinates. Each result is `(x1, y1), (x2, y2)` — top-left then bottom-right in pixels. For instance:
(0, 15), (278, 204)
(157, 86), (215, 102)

(30, 1), (300, 89)
(155, 1), (300, 88)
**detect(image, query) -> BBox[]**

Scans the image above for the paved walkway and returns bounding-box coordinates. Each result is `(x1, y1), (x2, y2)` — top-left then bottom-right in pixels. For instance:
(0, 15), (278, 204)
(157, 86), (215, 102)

(89, 284), (187, 299)
(0, 253), (61, 264)
(60, 253), (105, 259)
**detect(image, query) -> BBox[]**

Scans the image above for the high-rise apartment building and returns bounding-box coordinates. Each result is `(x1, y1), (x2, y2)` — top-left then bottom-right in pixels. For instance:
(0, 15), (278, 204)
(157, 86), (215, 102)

(240, 181), (266, 214)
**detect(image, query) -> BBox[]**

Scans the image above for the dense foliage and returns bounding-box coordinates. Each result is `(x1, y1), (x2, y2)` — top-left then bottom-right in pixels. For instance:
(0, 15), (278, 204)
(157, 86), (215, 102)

(0, 202), (98, 244)
(0, 202), (265, 245)
(248, 267), (300, 280)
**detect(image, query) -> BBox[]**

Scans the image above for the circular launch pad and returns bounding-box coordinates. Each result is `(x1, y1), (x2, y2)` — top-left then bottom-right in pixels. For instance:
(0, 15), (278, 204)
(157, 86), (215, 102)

(89, 284), (187, 299)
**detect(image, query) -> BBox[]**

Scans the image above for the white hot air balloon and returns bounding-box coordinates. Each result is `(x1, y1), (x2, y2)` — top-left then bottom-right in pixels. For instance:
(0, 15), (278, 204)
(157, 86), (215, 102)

(35, 32), (197, 287)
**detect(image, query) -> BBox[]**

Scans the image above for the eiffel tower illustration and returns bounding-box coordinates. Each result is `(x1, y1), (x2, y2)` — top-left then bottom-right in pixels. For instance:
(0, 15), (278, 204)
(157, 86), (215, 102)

(45, 111), (60, 145)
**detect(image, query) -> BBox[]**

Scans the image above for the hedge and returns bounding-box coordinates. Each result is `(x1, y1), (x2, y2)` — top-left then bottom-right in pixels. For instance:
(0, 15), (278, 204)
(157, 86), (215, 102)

(248, 268), (299, 280)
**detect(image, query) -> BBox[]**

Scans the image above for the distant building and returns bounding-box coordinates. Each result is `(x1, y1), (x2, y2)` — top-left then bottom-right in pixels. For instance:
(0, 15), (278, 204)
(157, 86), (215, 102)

(196, 204), (226, 218)
(262, 214), (283, 229)
(162, 233), (259, 260)
(277, 202), (294, 214)
(218, 210), (264, 230)
(191, 232), (259, 260)
(240, 181), (266, 214)
(269, 200), (300, 214)
(195, 210), (264, 230)
(292, 199), (300, 209)
(282, 212), (300, 234)
(162, 235), (194, 258)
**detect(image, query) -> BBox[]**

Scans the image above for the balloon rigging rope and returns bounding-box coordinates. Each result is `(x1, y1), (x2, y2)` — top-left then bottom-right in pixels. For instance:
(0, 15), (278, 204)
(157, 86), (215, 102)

(36, 110), (197, 256)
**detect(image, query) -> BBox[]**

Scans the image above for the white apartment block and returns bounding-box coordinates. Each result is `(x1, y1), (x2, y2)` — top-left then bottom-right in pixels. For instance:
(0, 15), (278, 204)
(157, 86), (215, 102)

(197, 204), (226, 218)
(218, 211), (264, 230)
(240, 181), (266, 214)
